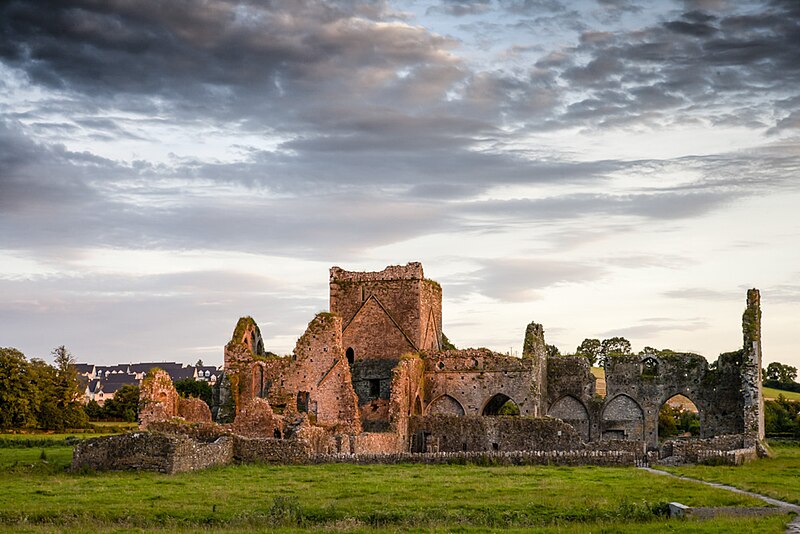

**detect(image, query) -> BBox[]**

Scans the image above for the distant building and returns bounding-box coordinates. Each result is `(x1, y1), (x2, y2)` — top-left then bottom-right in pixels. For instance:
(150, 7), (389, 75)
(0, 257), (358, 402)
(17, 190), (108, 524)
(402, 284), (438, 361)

(76, 361), (218, 403)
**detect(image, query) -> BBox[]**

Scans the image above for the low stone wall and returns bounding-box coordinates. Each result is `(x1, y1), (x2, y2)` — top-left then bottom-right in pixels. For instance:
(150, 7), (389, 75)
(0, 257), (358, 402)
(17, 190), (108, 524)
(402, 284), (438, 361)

(310, 449), (643, 466)
(656, 434), (758, 465)
(71, 432), (234, 474)
(233, 436), (314, 464)
(354, 432), (403, 454)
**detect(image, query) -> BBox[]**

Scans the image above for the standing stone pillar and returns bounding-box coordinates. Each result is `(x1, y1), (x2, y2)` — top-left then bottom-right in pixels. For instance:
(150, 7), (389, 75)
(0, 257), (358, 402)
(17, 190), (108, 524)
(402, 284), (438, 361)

(741, 289), (765, 443)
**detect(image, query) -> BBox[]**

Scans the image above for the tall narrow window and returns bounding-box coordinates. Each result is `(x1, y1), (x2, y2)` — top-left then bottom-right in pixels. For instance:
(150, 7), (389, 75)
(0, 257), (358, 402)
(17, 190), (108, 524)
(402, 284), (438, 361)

(346, 347), (354, 365)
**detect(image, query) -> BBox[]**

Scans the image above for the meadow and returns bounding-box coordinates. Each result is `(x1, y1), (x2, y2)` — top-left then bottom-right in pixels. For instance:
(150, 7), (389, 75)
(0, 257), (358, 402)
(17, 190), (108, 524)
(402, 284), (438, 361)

(0, 434), (797, 532)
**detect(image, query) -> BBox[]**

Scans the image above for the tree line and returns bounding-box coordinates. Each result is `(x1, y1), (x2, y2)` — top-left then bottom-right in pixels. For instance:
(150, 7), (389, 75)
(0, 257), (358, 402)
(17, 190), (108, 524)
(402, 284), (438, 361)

(0, 347), (214, 430)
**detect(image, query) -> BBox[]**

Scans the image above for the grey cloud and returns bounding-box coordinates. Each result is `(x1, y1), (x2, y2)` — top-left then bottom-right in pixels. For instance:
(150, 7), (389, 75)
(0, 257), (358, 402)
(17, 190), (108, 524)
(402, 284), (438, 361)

(427, 0), (493, 17)
(599, 317), (710, 341)
(469, 258), (607, 302)
(0, 271), (324, 363)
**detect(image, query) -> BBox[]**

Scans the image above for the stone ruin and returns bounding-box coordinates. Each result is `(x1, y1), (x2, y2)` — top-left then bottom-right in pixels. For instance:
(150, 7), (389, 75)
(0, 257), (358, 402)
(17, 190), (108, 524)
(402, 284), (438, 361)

(73, 262), (768, 473)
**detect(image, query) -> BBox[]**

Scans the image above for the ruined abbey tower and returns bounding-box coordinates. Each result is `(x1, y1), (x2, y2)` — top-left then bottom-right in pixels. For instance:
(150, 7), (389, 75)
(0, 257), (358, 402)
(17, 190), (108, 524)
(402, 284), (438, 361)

(330, 262), (442, 430)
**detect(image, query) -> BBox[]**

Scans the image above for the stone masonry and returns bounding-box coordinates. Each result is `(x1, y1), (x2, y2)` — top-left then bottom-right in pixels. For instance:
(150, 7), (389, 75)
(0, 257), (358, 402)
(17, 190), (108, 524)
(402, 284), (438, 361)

(123, 263), (768, 473)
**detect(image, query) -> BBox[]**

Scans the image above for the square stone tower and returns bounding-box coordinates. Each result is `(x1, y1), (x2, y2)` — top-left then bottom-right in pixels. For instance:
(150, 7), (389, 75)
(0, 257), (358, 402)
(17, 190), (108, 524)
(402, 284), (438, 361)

(329, 262), (442, 430)
(330, 262), (442, 363)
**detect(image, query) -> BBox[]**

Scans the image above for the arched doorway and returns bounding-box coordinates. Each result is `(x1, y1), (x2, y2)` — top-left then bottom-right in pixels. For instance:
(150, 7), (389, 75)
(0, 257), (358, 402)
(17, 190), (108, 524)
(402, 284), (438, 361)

(482, 393), (520, 416)
(602, 394), (644, 441)
(658, 394), (700, 441)
(427, 394), (465, 416)
(548, 395), (590, 441)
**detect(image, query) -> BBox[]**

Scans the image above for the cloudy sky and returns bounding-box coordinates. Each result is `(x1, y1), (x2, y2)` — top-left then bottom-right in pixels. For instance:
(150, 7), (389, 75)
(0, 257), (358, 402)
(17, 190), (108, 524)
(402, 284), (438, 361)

(1, 0), (798, 369)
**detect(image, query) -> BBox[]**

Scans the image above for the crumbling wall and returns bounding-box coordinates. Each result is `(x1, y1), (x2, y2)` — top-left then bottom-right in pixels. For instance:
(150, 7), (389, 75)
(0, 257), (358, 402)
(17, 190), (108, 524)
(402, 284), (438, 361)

(546, 356), (597, 441)
(276, 313), (361, 433)
(231, 398), (283, 438)
(177, 397), (212, 424)
(384, 355), (425, 449)
(423, 349), (539, 416)
(408, 415), (584, 453)
(139, 369), (180, 429)
(522, 321), (548, 417)
(741, 289), (765, 441)
(71, 432), (234, 474)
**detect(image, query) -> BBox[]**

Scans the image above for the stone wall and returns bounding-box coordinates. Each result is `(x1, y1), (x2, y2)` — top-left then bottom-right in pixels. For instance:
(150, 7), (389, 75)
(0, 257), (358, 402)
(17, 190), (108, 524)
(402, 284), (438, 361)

(546, 356), (598, 441)
(331, 263), (441, 362)
(139, 369), (180, 429)
(71, 432), (234, 474)
(741, 289), (765, 441)
(178, 397), (212, 424)
(422, 349), (539, 417)
(408, 415), (584, 453)
(656, 434), (757, 465)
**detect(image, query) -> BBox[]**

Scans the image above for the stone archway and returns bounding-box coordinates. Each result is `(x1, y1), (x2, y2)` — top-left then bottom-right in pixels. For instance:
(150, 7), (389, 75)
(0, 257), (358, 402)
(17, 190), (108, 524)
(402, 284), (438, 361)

(548, 395), (590, 441)
(427, 394), (465, 416)
(602, 394), (644, 441)
(658, 394), (700, 442)
(482, 393), (520, 416)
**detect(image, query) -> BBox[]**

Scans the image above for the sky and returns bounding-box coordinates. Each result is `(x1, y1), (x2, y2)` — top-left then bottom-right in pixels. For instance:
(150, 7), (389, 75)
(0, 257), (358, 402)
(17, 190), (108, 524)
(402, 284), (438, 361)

(1, 0), (798, 369)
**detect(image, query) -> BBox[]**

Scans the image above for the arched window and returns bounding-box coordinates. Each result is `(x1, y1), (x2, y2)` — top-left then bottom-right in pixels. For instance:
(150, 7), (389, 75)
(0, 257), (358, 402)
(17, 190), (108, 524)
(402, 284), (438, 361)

(346, 347), (354, 365)
(658, 394), (700, 441)
(482, 394), (520, 416)
(641, 358), (659, 378)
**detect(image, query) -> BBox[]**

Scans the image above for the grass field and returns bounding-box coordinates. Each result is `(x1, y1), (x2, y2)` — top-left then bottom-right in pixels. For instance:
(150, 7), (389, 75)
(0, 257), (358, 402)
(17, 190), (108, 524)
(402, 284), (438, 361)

(0, 438), (797, 532)
(663, 443), (800, 505)
(763, 387), (800, 401)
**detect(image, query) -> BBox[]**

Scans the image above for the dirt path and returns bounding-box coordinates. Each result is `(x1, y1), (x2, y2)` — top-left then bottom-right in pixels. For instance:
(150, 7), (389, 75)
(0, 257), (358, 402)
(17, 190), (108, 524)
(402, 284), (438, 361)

(640, 467), (800, 533)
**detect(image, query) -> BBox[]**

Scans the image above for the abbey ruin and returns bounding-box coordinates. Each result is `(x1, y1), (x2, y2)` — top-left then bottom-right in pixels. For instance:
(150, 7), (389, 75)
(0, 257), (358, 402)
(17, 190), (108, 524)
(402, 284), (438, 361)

(73, 263), (768, 473)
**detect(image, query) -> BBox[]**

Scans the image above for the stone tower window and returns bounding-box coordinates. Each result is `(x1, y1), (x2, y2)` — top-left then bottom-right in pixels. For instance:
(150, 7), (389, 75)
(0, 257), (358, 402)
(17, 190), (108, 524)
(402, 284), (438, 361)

(369, 379), (380, 398)
(346, 347), (354, 365)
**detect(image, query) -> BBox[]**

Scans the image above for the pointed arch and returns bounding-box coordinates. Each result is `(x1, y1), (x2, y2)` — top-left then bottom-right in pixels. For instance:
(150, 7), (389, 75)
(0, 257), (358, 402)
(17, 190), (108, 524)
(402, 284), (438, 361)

(602, 394), (644, 441)
(413, 395), (423, 416)
(548, 395), (590, 441)
(658, 393), (701, 441)
(427, 394), (465, 416)
(482, 393), (520, 416)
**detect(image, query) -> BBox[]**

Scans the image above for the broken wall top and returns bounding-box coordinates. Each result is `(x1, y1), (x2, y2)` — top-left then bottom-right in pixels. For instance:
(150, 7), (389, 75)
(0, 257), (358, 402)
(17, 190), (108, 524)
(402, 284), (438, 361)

(330, 262), (424, 282)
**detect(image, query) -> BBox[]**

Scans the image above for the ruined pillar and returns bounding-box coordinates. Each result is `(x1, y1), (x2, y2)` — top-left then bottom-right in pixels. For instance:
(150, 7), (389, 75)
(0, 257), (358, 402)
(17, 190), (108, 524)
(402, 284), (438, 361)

(522, 321), (548, 417)
(741, 289), (765, 442)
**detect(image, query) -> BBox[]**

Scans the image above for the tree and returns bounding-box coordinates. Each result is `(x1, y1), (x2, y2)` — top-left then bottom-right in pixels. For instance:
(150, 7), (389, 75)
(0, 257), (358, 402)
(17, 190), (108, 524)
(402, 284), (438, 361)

(174, 378), (213, 408)
(0, 348), (36, 428)
(103, 385), (140, 422)
(546, 344), (561, 358)
(601, 337), (632, 356)
(49, 346), (88, 429)
(766, 362), (798, 384)
(576, 338), (602, 366)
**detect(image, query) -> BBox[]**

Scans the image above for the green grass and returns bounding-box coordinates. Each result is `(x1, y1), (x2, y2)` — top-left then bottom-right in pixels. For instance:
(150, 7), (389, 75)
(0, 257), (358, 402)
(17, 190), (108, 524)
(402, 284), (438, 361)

(763, 387), (800, 401)
(663, 442), (800, 505)
(0, 443), (793, 532)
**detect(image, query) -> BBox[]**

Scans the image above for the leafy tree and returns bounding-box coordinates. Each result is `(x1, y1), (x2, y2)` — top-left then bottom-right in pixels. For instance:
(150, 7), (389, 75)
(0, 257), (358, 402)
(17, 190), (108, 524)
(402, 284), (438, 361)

(84, 400), (104, 420)
(576, 338), (602, 366)
(601, 337), (632, 356)
(546, 344), (561, 358)
(103, 385), (140, 422)
(49, 346), (88, 429)
(0, 348), (36, 428)
(174, 378), (213, 408)
(766, 362), (798, 384)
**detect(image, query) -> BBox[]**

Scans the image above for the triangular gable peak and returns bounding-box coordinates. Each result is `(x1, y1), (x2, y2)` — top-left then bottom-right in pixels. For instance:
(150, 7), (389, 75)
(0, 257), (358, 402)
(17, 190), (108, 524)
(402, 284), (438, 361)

(342, 295), (417, 361)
